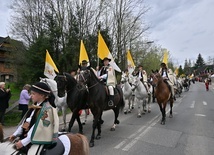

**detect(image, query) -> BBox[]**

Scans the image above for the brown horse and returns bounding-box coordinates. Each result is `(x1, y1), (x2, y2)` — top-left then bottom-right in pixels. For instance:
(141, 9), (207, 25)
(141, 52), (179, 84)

(0, 124), (89, 155)
(151, 72), (173, 125)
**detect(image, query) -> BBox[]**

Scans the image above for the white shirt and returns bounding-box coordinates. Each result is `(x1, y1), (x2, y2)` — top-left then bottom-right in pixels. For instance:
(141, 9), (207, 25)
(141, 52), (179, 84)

(13, 102), (42, 146)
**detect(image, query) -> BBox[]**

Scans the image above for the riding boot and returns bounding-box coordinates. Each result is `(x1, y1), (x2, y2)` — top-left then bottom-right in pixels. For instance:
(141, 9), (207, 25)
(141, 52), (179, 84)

(108, 95), (114, 107)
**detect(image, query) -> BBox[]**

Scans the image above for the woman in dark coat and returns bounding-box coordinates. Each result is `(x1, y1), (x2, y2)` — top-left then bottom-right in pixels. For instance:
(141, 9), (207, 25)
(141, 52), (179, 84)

(0, 82), (11, 125)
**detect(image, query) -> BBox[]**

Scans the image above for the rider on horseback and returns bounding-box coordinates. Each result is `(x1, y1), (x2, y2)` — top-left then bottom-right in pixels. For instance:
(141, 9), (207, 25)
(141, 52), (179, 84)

(134, 65), (151, 95)
(9, 82), (61, 154)
(159, 62), (176, 101)
(97, 57), (117, 107)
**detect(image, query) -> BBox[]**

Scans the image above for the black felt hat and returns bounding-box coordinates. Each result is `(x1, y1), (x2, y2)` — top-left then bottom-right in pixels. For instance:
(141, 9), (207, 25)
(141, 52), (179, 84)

(81, 60), (88, 65)
(101, 57), (111, 63)
(138, 65), (143, 68)
(31, 82), (51, 96)
(160, 62), (166, 67)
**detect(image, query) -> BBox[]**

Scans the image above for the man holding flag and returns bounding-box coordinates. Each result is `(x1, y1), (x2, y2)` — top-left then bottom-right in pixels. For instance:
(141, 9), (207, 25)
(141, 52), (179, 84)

(97, 57), (117, 107)
(97, 31), (119, 107)
(159, 50), (176, 101)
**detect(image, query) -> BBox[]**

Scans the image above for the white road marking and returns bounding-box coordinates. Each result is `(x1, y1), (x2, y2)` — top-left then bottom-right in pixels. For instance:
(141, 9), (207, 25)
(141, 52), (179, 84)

(115, 94), (184, 151)
(202, 101), (207, 106)
(190, 101), (195, 108)
(195, 114), (206, 117)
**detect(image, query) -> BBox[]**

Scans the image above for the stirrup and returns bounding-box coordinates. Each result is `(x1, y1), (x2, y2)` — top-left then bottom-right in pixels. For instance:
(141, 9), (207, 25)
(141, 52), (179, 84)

(108, 100), (114, 107)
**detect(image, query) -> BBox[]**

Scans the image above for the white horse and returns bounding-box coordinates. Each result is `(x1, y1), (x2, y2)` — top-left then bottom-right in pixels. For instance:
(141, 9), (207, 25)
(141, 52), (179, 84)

(40, 78), (67, 130)
(120, 72), (135, 114)
(131, 76), (152, 117)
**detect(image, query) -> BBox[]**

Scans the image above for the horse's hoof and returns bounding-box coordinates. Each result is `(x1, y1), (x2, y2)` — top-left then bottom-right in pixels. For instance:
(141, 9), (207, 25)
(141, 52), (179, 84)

(148, 109), (151, 113)
(144, 109), (147, 112)
(82, 122), (86, 125)
(132, 106), (134, 109)
(89, 142), (94, 147)
(169, 114), (173, 118)
(96, 134), (101, 139)
(115, 120), (120, 124)
(110, 128), (115, 131)
(100, 120), (104, 124)
(124, 111), (127, 114)
(137, 114), (141, 118)
(161, 121), (165, 125)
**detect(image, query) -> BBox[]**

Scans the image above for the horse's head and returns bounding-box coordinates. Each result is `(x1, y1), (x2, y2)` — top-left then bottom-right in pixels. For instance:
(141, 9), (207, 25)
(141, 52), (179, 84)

(150, 72), (162, 86)
(120, 72), (129, 84)
(55, 74), (67, 97)
(131, 76), (140, 91)
(39, 77), (57, 92)
(77, 69), (91, 85)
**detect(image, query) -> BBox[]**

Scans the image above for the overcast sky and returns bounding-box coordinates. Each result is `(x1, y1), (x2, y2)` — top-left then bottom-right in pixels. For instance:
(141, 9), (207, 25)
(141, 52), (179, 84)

(1, 0), (214, 67)
(144, 0), (214, 66)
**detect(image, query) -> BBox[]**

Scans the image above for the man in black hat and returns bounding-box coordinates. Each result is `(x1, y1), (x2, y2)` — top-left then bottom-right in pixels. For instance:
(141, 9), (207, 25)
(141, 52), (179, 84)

(97, 57), (117, 107)
(159, 62), (176, 101)
(9, 82), (61, 154)
(134, 65), (150, 94)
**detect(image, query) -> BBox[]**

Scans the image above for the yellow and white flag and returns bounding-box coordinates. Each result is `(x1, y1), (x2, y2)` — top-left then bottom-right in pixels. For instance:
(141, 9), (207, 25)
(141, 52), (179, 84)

(79, 40), (89, 65)
(98, 31), (121, 72)
(44, 50), (59, 79)
(162, 49), (168, 66)
(127, 50), (135, 74)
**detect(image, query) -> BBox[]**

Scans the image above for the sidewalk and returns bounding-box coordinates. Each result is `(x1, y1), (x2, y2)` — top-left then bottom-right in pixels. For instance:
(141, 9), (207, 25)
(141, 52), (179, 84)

(2, 111), (91, 138)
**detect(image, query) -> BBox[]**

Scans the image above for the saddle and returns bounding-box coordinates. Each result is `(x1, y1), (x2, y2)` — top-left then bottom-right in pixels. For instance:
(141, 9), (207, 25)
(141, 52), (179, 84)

(163, 80), (172, 97)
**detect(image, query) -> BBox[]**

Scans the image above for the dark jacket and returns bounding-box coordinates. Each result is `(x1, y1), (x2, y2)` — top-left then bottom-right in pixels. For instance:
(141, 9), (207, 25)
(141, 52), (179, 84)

(0, 89), (11, 112)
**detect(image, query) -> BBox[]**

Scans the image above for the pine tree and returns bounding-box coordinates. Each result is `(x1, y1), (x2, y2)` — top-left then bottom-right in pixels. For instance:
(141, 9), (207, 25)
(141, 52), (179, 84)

(194, 53), (205, 68)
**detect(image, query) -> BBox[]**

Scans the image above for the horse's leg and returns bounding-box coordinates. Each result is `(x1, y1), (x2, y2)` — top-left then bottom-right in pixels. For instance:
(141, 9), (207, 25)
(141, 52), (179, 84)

(61, 106), (67, 131)
(123, 97), (128, 114)
(89, 109), (101, 147)
(147, 95), (151, 113)
(169, 98), (173, 118)
(137, 98), (143, 117)
(76, 114), (83, 134)
(111, 108), (120, 131)
(161, 102), (167, 125)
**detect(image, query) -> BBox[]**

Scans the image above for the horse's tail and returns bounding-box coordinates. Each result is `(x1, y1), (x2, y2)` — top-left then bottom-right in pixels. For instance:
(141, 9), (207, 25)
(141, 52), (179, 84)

(116, 85), (125, 111)
(67, 133), (89, 155)
(0, 124), (3, 143)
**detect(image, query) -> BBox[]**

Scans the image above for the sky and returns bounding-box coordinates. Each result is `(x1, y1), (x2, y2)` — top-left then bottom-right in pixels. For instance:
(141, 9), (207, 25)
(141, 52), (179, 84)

(144, 0), (214, 66)
(1, 0), (214, 67)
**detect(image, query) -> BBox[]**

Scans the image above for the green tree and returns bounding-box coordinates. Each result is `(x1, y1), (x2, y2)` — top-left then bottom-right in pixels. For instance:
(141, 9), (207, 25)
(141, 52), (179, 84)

(194, 53), (205, 68)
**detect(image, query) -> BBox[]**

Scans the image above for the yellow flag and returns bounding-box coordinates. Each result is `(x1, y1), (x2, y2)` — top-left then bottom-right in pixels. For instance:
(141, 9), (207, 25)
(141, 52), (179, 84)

(174, 67), (178, 76)
(162, 49), (168, 65)
(127, 50), (135, 68)
(127, 50), (135, 74)
(97, 31), (121, 72)
(44, 50), (59, 79)
(79, 40), (89, 65)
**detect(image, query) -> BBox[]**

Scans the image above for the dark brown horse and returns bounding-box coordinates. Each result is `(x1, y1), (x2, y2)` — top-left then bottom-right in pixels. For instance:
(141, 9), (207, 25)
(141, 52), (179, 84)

(151, 72), (173, 125)
(78, 67), (125, 147)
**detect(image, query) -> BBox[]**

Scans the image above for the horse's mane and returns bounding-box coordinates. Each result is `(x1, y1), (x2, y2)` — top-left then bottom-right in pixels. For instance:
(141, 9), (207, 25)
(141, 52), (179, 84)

(89, 68), (102, 83)
(63, 72), (77, 85)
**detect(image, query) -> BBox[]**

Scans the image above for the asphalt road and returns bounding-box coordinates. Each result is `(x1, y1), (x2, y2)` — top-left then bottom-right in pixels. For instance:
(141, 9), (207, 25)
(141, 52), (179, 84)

(3, 82), (214, 155)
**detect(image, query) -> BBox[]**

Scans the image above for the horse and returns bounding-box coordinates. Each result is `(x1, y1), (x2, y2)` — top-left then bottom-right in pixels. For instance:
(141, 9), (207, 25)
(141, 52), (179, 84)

(151, 72), (173, 125)
(55, 73), (89, 134)
(77, 67), (125, 147)
(120, 72), (135, 114)
(175, 78), (183, 97)
(0, 124), (89, 155)
(183, 78), (190, 91)
(40, 78), (68, 131)
(131, 76), (152, 117)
